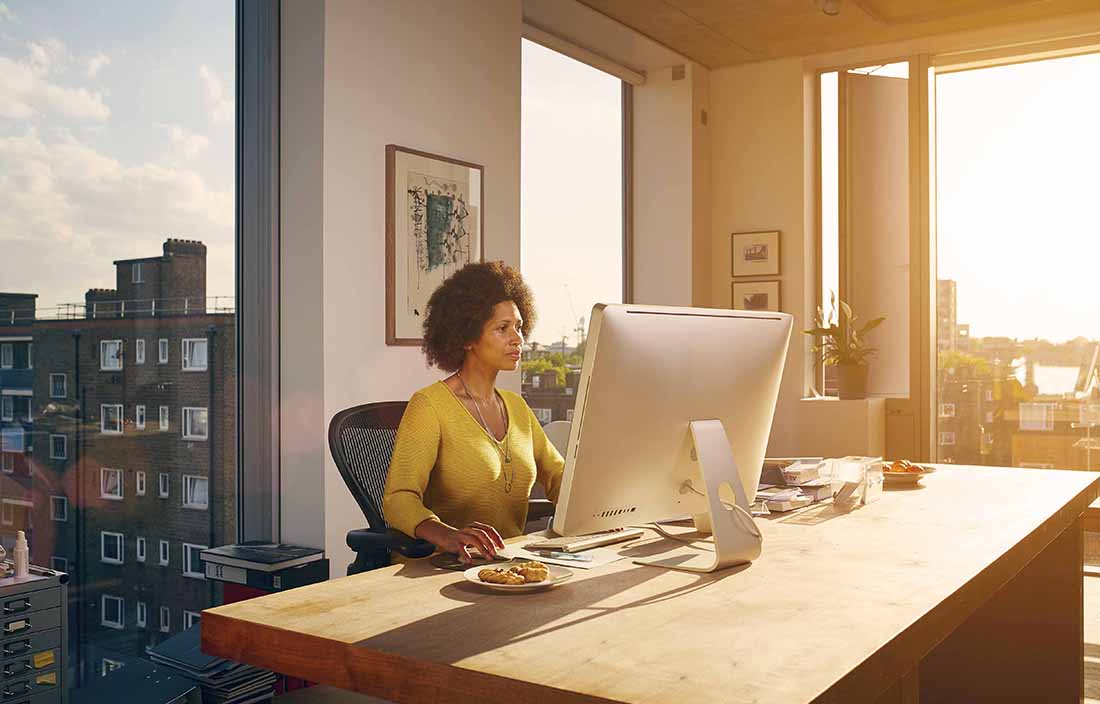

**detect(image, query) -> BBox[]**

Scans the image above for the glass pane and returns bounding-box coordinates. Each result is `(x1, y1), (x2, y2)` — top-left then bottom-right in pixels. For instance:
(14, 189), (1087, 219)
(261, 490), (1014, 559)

(520, 39), (622, 429)
(0, 1), (236, 691)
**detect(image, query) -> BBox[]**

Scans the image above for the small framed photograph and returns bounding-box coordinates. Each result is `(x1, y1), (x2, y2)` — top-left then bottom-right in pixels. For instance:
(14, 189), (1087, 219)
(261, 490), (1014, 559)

(731, 230), (780, 277)
(732, 280), (781, 312)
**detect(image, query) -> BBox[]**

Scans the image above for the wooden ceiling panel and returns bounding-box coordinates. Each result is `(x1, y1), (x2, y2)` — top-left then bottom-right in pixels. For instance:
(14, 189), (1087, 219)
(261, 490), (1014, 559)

(575, 0), (1100, 67)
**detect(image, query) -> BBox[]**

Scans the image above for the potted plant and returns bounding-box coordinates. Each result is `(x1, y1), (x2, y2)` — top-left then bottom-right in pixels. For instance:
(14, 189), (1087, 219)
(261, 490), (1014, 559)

(803, 293), (885, 400)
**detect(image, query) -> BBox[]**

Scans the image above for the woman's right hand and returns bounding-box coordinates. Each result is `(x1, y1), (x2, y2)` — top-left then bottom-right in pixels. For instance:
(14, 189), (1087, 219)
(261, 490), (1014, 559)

(416, 519), (506, 563)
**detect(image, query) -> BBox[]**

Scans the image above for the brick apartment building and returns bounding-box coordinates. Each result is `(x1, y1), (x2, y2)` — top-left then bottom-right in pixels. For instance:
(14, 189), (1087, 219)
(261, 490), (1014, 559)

(0, 239), (235, 685)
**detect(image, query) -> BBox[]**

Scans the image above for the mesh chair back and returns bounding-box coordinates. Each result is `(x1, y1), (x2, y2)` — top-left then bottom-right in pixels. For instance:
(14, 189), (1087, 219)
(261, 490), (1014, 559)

(328, 401), (408, 530)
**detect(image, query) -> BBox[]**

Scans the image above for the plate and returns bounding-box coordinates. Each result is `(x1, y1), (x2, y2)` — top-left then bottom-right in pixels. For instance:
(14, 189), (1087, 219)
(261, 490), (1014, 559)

(462, 562), (574, 593)
(883, 470), (923, 485)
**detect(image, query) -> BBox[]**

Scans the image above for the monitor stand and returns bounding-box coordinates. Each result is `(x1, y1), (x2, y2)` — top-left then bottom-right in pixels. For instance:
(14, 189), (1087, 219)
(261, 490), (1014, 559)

(634, 419), (763, 573)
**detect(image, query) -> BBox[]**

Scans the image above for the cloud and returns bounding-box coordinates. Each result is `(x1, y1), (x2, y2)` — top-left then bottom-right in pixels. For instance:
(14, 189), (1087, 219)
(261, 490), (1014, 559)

(85, 52), (110, 79)
(0, 3), (15, 23)
(199, 64), (233, 124)
(157, 123), (210, 160)
(0, 41), (109, 121)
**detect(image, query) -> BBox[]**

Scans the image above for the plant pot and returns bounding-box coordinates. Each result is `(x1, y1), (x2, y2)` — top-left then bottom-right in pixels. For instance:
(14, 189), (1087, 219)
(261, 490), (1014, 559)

(836, 364), (868, 400)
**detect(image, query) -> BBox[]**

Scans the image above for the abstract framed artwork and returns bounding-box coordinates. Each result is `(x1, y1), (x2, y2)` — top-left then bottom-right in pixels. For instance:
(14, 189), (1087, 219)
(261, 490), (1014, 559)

(386, 145), (484, 345)
(732, 280), (781, 312)
(731, 230), (780, 277)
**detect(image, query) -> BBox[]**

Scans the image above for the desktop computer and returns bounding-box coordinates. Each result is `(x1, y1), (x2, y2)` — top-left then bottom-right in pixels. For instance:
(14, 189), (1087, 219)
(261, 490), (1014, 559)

(551, 303), (792, 573)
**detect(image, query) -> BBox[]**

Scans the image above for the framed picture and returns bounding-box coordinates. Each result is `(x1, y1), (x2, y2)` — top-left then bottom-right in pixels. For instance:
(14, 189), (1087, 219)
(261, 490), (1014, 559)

(386, 144), (484, 345)
(731, 230), (780, 277)
(732, 280), (781, 312)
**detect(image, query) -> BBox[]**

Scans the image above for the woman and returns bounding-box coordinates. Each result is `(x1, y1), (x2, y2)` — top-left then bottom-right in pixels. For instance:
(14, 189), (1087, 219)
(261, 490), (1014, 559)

(382, 261), (565, 564)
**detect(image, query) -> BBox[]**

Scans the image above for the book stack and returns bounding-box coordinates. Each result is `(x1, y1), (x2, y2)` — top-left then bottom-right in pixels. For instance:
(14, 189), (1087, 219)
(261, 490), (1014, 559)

(759, 457), (829, 511)
(201, 543), (327, 591)
(147, 624), (277, 704)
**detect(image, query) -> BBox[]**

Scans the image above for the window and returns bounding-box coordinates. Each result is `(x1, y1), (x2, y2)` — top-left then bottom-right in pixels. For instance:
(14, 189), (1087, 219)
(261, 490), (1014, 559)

(101, 658), (124, 676)
(0, 343), (11, 368)
(182, 407), (209, 440)
(159, 473), (171, 498)
(136, 537), (146, 562)
(50, 434), (67, 460)
(50, 556), (68, 573)
(1, 503), (13, 526)
(136, 471), (146, 496)
(160, 605), (170, 633)
(182, 338), (208, 370)
(132, 262), (144, 283)
(100, 404), (123, 434)
(1, 428), (23, 453)
(158, 338), (169, 364)
(939, 431), (956, 446)
(985, 390), (994, 402)
(136, 405), (146, 430)
(183, 543), (206, 579)
(939, 403), (956, 418)
(183, 476), (209, 509)
(27, 344), (31, 369)
(50, 373), (67, 398)
(1020, 403), (1057, 432)
(0, 454), (12, 474)
(159, 405), (170, 431)
(100, 532), (124, 564)
(532, 408), (553, 425)
(159, 540), (170, 566)
(101, 595), (124, 629)
(0, 397), (11, 421)
(184, 610), (201, 629)
(50, 496), (68, 522)
(101, 468), (124, 500)
(136, 339), (146, 365)
(985, 411), (994, 424)
(137, 601), (147, 628)
(100, 340), (123, 370)
(566, 408), (574, 422)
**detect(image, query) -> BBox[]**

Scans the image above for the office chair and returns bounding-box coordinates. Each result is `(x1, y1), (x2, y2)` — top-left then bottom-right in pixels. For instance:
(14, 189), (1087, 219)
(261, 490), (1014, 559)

(329, 401), (556, 575)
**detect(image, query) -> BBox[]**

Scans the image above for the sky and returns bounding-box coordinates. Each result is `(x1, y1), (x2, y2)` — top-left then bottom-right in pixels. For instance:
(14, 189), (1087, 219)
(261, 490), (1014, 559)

(0, 0), (235, 310)
(936, 53), (1100, 343)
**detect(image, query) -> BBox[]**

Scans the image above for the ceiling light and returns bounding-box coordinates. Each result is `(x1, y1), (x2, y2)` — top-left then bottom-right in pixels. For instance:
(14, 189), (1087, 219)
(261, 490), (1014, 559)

(822, 0), (841, 16)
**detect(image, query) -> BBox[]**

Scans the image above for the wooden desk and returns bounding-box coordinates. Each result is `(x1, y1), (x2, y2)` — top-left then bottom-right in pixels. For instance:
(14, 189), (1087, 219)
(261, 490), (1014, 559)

(202, 466), (1098, 703)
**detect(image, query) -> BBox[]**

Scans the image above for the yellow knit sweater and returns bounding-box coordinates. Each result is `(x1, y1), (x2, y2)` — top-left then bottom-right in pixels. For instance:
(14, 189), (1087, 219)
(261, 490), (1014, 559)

(382, 381), (565, 540)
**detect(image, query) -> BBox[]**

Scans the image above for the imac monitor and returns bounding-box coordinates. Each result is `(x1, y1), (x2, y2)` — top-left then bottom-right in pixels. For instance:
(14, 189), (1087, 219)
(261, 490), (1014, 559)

(550, 303), (792, 572)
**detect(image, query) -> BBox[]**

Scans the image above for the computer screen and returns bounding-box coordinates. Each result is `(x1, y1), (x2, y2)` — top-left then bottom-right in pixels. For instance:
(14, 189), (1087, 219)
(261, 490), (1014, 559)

(550, 303), (791, 571)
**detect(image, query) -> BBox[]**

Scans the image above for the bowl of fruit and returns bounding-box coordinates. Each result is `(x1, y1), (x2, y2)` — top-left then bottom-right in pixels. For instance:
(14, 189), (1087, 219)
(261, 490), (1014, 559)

(881, 459), (933, 485)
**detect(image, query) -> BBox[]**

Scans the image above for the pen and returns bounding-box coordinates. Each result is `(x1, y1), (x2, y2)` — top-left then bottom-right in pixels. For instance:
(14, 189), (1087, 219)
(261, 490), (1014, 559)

(530, 551), (593, 562)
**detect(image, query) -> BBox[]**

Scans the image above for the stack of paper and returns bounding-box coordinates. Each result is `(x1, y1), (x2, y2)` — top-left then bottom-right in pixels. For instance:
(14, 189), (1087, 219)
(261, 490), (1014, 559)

(147, 624), (277, 704)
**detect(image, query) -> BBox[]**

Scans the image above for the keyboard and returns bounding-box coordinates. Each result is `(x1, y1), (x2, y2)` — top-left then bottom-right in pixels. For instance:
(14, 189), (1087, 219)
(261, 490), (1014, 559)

(524, 527), (646, 553)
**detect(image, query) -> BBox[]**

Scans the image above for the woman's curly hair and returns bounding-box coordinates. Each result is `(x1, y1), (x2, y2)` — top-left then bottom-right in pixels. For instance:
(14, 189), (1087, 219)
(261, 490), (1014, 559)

(421, 261), (536, 372)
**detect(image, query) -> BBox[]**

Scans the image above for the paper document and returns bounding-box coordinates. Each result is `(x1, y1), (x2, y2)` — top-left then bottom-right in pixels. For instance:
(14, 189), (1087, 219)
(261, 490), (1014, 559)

(499, 545), (626, 570)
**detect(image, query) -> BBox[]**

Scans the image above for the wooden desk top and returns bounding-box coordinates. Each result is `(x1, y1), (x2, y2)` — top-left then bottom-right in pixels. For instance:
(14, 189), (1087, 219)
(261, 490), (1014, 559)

(202, 467), (1099, 704)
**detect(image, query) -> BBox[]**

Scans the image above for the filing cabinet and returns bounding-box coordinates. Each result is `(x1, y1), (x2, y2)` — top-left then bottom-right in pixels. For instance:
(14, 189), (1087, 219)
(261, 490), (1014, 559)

(0, 566), (66, 704)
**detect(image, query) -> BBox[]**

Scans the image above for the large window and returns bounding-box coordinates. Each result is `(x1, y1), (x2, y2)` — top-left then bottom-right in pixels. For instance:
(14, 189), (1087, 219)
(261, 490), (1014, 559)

(519, 39), (625, 426)
(0, 2), (238, 692)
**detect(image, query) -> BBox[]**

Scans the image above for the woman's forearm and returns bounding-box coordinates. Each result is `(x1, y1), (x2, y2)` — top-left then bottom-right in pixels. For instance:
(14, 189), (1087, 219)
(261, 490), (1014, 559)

(414, 517), (455, 548)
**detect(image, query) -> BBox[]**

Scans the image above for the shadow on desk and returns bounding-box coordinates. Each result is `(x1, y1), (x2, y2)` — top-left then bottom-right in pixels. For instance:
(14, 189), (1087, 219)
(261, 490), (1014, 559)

(359, 540), (745, 664)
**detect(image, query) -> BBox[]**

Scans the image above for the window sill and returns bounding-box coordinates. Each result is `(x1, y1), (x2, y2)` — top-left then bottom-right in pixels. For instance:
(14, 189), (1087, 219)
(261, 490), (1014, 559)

(100, 495), (123, 501)
(182, 504), (209, 511)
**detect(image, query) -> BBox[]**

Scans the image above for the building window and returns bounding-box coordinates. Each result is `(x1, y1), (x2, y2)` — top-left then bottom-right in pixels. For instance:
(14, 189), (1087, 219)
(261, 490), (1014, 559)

(985, 389), (994, 402)
(184, 611), (201, 629)
(0, 428), (22, 453)
(985, 411), (994, 424)
(159, 540), (170, 566)
(566, 408), (574, 421)
(50, 556), (68, 573)
(159, 605), (170, 633)
(182, 407), (209, 440)
(135, 339), (146, 365)
(136, 471), (146, 496)
(100, 340), (123, 370)
(939, 431), (956, 446)
(136, 536), (146, 562)
(100, 531), (124, 564)
(532, 408), (553, 425)
(100, 404), (123, 434)
(1, 503), (14, 525)
(159, 472), (171, 498)
(101, 658), (124, 676)
(136, 405), (146, 430)
(1020, 402), (1056, 432)
(159, 405), (169, 431)
(50, 434), (67, 460)
(183, 543), (207, 579)
(50, 496), (68, 522)
(183, 476), (209, 509)
(0, 343), (11, 369)
(182, 338), (208, 371)
(101, 468), (124, 500)
(158, 338), (169, 364)
(0, 453), (12, 474)
(50, 373), (67, 399)
(137, 601), (147, 627)
(132, 262), (144, 283)
(938, 403), (956, 418)
(0, 397), (12, 421)
(101, 596), (124, 631)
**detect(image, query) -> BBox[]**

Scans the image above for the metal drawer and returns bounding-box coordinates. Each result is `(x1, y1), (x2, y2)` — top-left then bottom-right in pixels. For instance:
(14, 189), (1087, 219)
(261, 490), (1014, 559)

(0, 610), (58, 642)
(0, 592), (58, 620)
(0, 668), (60, 701)
(0, 631), (59, 663)
(1, 650), (59, 682)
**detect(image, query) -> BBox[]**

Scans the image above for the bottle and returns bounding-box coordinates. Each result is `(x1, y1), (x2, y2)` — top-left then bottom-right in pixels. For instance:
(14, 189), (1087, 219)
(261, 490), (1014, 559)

(13, 530), (28, 578)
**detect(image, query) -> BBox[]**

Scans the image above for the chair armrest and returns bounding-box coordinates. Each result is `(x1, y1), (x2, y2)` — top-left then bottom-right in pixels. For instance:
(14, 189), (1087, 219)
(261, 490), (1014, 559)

(526, 498), (555, 522)
(345, 528), (434, 559)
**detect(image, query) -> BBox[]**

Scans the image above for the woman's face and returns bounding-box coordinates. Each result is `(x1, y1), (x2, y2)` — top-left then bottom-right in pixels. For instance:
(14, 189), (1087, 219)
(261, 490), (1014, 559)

(467, 300), (524, 372)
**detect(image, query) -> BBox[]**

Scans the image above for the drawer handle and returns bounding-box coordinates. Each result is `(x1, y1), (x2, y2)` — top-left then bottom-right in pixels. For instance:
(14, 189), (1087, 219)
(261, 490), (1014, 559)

(2, 620), (29, 635)
(2, 599), (30, 616)
(1, 662), (28, 678)
(2, 680), (29, 697)
(1, 642), (30, 657)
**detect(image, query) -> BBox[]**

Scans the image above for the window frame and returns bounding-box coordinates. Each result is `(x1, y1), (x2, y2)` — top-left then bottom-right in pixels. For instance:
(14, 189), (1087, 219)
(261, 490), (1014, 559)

(939, 431), (956, 446)
(0, 396), (12, 421)
(50, 434), (67, 460)
(132, 262), (144, 283)
(159, 605), (170, 633)
(137, 601), (147, 627)
(100, 404), (123, 434)
(136, 404), (146, 430)
(0, 453), (12, 474)
(0, 343), (11, 369)
(182, 407), (209, 441)
(159, 539), (170, 566)
(135, 338), (146, 365)
(50, 495), (68, 522)
(159, 405), (169, 431)
(136, 470), (146, 496)
(159, 472), (171, 498)
(136, 536), (146, 562)
(49, 373), (67, 399)
(101, 595), (124, 630)
(182, 338), (209, 371)
(184, 610), (201, 629)
(183, 475), (209, 510)
(158, 338), (169, 364)
(182, 542), (207, 579)
(1, 502), (13, 525)
(100, 340), (123, 371)
(101, 468), (124, 500)
(100, 531), (124, 565)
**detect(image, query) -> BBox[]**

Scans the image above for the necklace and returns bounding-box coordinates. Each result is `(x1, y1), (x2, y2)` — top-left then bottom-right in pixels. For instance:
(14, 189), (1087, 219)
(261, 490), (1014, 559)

(456, 373), (514, 492)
